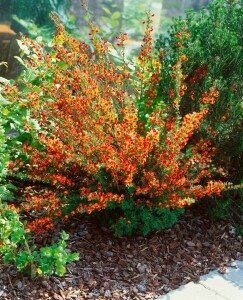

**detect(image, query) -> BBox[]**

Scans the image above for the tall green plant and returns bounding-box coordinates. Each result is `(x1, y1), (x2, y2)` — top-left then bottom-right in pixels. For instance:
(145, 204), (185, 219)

(155, 0), (243, 182)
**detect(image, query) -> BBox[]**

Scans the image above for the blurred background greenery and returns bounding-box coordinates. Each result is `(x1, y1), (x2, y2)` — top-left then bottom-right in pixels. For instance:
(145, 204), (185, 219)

(0, 0), (210, 78)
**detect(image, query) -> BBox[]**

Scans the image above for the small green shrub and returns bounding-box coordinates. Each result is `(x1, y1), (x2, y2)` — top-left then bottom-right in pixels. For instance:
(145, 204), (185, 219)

(111, 201), (184, 236)
(92, 199), (184, 236)
(0, 200), (79, 277)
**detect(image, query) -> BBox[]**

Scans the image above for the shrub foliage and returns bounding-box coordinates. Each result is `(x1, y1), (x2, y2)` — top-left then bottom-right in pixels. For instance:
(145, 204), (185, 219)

(0, 9), (227, 237)
(155, 0), (243, 181)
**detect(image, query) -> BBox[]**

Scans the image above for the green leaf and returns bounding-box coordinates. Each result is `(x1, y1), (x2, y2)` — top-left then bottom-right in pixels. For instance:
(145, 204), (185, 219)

(17, 107), (28, 117)
(53, 249), (64, 260)
(11, 229), (25, 243)
(67, 252), (79, 262)
(61, 231), (69, 241)
(20, 50), (25, 58)
(101, 16), (112, 25)
(31, 140), (45, 150)
(14, 56), (27, 67)
(40, 247), (52, 258)
(5, 184), (17, 190)
(111, 11), (121, 20)
(3, 252), (14, 263)
(15, 250), (30, 267)
(39, 263), (53, 275)
(24, 68), (37, 83)
(102, 6), (111, 15)
(9, 113), (23, 125)
(109, 19), (119, 27)
(126, 185), (136, 195)
(57, 61), (68, 69)
(55, 264), (66, 276)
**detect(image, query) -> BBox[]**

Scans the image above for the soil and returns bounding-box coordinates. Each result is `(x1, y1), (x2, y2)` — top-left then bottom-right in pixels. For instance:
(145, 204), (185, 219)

(0, 199), (242, 300)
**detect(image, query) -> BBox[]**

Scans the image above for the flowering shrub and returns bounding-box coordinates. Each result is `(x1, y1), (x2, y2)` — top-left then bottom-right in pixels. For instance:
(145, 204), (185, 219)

(155, 0), (243, 182)
(1, 8), (226, 236)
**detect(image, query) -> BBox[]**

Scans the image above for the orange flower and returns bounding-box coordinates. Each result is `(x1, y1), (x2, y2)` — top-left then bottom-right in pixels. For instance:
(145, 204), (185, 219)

(213, 90), (219, 97)
(181, 54), (188, 61)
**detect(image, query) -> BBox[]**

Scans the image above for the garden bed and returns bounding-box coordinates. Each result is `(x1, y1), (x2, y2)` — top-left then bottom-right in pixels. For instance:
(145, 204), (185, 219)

(0, 1), (242, 299)
(0, 197), (242, 300)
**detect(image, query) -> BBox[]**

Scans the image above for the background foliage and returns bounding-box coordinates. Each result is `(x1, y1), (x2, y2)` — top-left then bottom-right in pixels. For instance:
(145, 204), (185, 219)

(155, 0), (243, 182)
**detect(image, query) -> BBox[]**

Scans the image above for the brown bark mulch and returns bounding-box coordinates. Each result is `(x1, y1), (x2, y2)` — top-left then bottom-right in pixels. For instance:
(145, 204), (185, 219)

(0, 202), (242, 300)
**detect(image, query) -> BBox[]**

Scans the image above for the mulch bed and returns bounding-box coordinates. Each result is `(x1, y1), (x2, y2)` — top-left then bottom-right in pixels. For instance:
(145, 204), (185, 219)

(0, 200), (242, 300)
